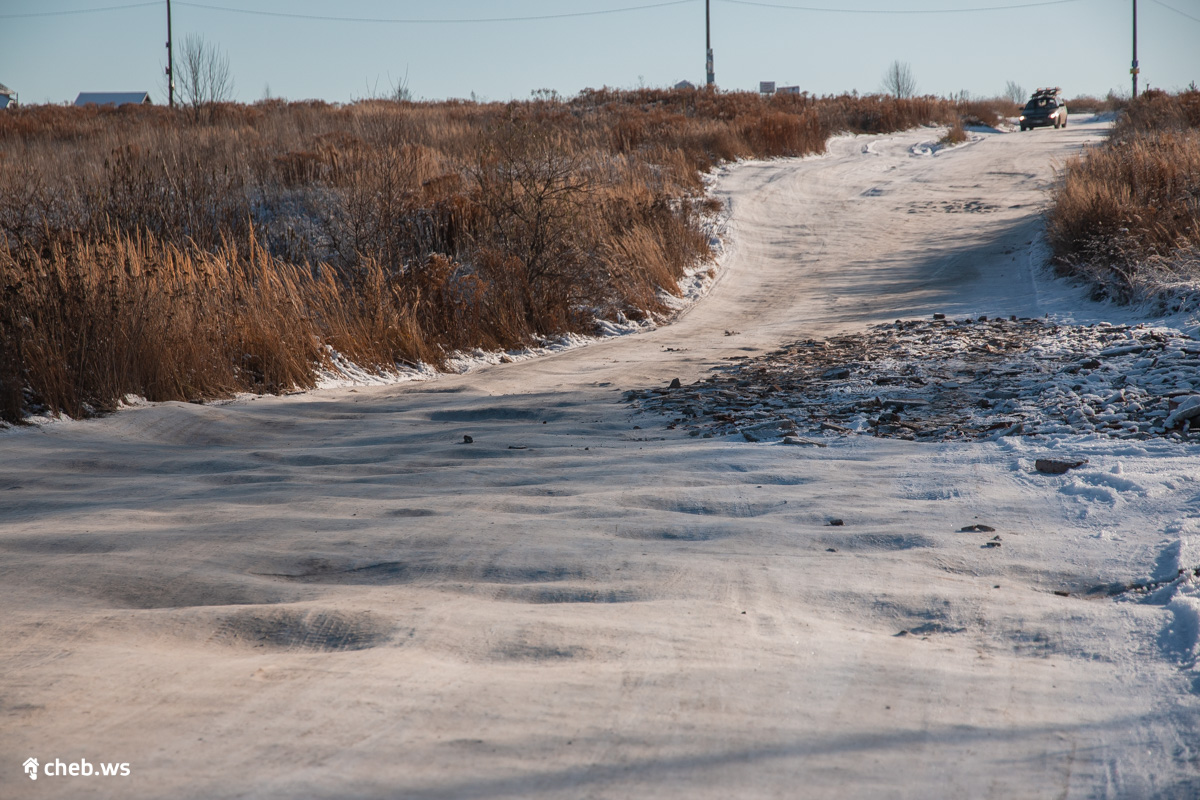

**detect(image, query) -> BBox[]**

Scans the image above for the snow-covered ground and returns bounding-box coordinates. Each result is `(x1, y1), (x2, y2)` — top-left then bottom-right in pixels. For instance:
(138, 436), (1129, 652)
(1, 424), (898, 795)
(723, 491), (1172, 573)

(4, 120), (1200, 799)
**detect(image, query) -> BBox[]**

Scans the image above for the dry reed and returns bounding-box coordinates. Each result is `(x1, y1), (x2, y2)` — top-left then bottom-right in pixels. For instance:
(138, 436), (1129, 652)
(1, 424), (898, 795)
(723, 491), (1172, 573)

(1, 89), (1003, 423)
(1047, 89), (1200, 301)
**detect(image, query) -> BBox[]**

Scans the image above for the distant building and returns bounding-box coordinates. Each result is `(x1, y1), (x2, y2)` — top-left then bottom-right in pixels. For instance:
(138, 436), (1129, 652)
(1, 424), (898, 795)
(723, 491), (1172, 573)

(74, 92), (152, 107)
(0, 82), (16, 109)
(674, 80), (697, 91)
(760, 83), (802, 97)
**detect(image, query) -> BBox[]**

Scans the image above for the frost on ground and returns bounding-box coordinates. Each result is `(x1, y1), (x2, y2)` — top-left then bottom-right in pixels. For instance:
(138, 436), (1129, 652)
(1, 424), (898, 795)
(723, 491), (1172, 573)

(629, 315), (1200, 443)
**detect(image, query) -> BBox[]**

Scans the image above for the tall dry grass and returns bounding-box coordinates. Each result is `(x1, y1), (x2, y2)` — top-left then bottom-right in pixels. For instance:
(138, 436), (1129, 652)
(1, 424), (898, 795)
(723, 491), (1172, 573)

(1, 89), (1000, 423)
(1047, 89), (1200, 300)
(1062, 92), (1128, 115)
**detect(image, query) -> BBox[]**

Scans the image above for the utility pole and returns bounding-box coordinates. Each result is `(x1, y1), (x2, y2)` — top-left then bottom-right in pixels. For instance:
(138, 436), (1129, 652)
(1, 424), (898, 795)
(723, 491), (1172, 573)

(166, 0), (175, 108)
(1131, 0), (1139, 98)
(705, 0), (714, 87)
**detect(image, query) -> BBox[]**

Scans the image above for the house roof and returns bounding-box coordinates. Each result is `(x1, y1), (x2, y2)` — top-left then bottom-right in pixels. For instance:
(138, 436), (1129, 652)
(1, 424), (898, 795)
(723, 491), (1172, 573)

(0, 82), (13, 96)
(74, 92), (151, 107)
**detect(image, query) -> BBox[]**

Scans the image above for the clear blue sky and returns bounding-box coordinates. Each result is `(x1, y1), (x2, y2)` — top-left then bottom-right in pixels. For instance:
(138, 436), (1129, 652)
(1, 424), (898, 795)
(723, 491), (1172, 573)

(2, 0), (1198, 105)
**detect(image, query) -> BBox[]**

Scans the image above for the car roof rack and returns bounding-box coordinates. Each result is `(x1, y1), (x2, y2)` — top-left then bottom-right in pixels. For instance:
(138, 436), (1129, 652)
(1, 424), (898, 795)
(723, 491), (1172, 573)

(1032, 86), (1062, 97)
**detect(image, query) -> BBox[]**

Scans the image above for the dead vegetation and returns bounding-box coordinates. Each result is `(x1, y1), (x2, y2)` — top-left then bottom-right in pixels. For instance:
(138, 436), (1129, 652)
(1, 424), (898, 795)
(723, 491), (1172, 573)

(0, 89), (1003, 423)
(1062, 91), (1128, 114)
(1047, 89), (1200, 303)
(939, 118), (968, 146)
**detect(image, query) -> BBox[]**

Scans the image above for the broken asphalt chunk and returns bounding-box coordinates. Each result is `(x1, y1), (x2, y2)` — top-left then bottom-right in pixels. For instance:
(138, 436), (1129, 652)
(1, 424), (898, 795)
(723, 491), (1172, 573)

(625, 318), (1200, 443)
(782, 436), (827, 447)
(1165, 395), (1200, 428)
(1035, 458), (1088, 474)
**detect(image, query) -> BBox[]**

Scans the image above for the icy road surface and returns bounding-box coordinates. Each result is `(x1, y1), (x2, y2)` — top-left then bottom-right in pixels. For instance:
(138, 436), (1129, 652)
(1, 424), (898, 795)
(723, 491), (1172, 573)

(4, 120), (1200, 799)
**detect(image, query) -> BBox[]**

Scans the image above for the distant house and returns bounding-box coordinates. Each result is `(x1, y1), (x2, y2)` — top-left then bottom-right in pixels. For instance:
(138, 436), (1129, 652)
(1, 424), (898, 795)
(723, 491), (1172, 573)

(0, 82), (16, 109)
(74, 92), (151, 107)
(674, 80), (697, 91)
(760, 83), (801, 97)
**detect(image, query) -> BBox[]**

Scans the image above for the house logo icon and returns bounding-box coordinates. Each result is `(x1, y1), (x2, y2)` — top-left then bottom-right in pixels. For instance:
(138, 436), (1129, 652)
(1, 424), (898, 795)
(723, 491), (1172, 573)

(24, 757), (39, 780)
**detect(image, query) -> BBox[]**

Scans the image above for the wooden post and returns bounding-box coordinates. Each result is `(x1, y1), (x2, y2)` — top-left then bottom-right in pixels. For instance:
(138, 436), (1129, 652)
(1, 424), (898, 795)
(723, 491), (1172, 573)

(705, 0), (714, 87)
(1131, 0), (1139, 99)
(166, 0), (175, 108)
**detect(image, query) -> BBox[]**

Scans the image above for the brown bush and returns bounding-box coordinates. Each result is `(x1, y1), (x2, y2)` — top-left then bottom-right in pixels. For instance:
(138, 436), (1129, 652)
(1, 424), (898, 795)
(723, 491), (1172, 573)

(1048, 89), (1200, 300)
(1111, 88), (1200, 139)
(1062, 93), (1127, 115)
(939, 119), (969, 146)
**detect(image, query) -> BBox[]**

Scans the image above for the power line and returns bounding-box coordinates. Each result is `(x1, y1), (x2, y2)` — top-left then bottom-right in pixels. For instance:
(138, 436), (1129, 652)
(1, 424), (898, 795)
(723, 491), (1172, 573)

(0, 1), (157, 18)
(1, 0), (1093, 22)
(173, 0), (697, 24)
(0, 0), (696, 22)
(1150, 0), (1200, 25)
(719, 0), (1082, 13)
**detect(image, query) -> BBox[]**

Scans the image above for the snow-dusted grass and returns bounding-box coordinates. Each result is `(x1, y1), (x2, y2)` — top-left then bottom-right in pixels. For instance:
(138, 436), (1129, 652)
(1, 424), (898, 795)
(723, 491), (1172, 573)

(1048, 89), (1200, 305)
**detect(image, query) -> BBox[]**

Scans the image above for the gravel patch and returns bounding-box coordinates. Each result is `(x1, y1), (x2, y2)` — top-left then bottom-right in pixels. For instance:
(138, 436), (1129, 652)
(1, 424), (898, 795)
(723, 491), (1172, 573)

(627, 315), (1200, 442)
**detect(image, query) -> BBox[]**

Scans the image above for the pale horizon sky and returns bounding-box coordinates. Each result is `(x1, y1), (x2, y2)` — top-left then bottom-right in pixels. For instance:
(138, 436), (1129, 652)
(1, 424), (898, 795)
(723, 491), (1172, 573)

(2, 0), (1198, 106)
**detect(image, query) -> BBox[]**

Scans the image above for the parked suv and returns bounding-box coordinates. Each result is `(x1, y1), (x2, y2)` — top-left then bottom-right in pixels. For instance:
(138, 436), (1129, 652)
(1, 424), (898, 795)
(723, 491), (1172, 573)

(1019, 87), (1067, 130)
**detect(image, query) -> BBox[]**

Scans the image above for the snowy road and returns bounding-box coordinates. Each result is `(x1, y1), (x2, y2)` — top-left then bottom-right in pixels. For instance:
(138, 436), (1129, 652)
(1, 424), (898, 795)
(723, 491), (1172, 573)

(4, 121), (1200, 799)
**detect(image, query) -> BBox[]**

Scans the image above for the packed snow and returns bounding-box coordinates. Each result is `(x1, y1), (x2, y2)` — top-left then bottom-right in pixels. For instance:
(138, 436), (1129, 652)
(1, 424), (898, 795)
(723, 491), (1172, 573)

(3, 119), (1200, 799)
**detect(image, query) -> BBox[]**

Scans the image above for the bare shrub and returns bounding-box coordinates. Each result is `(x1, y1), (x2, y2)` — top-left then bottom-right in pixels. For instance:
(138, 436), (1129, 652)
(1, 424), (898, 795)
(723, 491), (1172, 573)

(939, 118), (968, 146)
(469, 119), (597, 329)
(177, 34), (235, 113)
(881, 61), (918, 100)
(955, 97), (1006, 128)
(1059, 92), (1130, 117)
